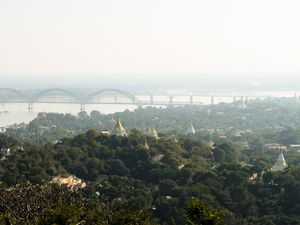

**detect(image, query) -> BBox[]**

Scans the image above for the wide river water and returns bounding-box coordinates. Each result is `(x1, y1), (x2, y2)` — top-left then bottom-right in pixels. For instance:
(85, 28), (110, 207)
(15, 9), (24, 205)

(0, 91), (298, 127)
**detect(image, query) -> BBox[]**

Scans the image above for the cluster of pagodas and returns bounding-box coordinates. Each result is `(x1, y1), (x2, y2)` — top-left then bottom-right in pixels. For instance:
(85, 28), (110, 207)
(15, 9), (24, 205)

(184, 122), (288, 172)
(114, 119), (215, 149)
(115, 119), (158, 150)
(115, 119), (287, 172)
(116, 119), (199, 140)
(115, 119), (159, 140)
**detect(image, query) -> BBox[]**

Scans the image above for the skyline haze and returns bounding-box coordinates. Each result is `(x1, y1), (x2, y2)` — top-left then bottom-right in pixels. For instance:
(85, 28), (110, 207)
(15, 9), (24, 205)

(1, 0), (300, 78)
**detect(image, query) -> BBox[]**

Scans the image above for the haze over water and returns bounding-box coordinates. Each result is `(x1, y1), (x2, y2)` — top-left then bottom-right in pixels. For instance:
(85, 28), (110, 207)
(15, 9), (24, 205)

(0, 88), (298, 127)
(2, 0), (300, 126)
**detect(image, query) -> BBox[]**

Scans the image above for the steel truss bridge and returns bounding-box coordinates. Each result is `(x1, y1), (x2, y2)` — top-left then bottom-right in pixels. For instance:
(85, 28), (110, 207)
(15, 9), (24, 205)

(0, 88), (275, 112)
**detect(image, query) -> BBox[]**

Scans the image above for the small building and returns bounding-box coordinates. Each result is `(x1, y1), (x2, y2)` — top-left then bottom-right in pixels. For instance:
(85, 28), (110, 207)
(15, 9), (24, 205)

(0, 148), (11, 160)
(242, 141), (250, 149)
(289, 144), (300, 151)
(0, 127), (6, 133)
(264, 143), (287, 151)
(249, 173), (258, 181)
(152, 153), (164, 162)
(100, 131), (111, 136)
(178, 164), (185, 171)
(217, 112), (225, 116)
(0, 148), (10, 156)
(50, 175), (86, 191)
(52, 140), (63, 145)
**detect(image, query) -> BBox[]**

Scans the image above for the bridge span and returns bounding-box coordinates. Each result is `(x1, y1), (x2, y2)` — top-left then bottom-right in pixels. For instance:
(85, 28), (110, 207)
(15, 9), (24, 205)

(0, 88), (284, 112)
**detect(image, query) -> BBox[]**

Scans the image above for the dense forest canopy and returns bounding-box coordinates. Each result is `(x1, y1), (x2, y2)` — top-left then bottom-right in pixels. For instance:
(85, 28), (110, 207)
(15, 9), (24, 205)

(1, 98), (300, 224)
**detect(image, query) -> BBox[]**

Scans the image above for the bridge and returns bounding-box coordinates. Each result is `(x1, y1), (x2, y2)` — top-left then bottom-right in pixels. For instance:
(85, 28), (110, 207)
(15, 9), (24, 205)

(0, 88), (284, 112)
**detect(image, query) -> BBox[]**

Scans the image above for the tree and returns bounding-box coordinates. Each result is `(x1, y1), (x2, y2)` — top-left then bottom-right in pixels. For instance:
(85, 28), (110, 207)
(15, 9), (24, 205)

(185, 199), (224, 225)
(159, 179), (178, 196)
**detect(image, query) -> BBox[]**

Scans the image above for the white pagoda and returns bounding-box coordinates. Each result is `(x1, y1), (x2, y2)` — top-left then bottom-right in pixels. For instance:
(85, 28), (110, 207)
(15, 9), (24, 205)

(207, 132), (215, 150)
(185, 123), (196, 135)
(271, 152), (288, 172)
(173, 137), (178, 143)
(148, 127), (159, 140)
(115, 119), (128, 137)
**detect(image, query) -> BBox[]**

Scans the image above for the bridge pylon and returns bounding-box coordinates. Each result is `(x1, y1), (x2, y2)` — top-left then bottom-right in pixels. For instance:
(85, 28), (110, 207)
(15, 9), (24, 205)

(169, 95), (174, 105)
(137, 103), (143, 109)
(80, 104), (86, 112)
(189, 95), (193, 104)
(28, 102), (33, 113)
(114, 93), (118, 103)
(211, 96), (215, 105)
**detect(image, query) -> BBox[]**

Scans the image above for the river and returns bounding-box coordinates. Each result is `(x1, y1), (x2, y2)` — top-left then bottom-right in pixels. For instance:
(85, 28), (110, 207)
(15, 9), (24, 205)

(0, 91), (298, 127)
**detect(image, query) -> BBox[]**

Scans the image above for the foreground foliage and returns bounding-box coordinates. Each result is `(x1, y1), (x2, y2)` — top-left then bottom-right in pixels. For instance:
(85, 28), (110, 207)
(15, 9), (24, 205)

(1, 131), (300, 224)
(3, 98), (300, 224)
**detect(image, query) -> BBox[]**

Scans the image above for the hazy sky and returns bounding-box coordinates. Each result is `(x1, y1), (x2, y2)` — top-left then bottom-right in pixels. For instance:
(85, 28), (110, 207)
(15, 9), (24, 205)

(1, 0), (300, 80)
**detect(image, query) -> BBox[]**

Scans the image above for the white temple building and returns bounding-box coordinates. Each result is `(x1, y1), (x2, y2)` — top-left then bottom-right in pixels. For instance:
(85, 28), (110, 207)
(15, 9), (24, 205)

(115, 119), (128, 137)
(50, 175), (86, 191)
(185, 123), (196, 135)
(271, 152), (288, 172)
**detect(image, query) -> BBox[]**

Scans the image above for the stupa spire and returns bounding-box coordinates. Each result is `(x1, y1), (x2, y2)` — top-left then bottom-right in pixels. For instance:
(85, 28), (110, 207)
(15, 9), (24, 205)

(148, 127), (159, 139)
(115, 119), (127, 137)
(185, 123), (196, 135)
(271, 152), (288, 172)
